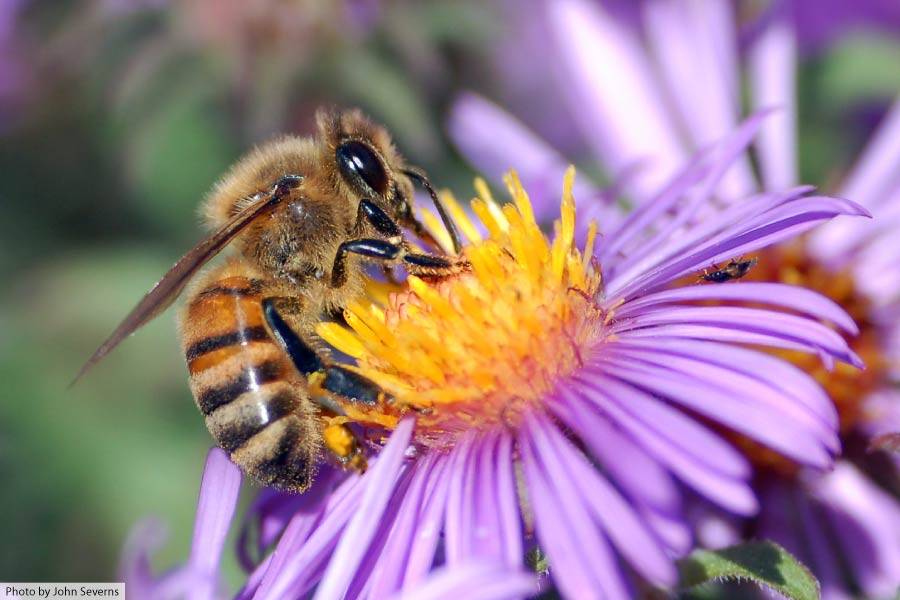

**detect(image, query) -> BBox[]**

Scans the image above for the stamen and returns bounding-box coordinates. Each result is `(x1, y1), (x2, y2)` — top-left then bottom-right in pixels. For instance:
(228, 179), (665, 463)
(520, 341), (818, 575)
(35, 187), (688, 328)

(317, 169), (607, 449)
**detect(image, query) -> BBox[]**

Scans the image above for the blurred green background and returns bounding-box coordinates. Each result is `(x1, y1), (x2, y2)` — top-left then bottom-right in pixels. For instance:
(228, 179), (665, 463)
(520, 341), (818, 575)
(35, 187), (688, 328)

(1, 0), (899, 588)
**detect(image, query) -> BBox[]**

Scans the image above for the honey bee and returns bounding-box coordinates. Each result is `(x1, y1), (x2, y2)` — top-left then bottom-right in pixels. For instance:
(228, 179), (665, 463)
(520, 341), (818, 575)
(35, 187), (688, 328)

(701, 257), (758, 283)
(76, 109), (466, 493)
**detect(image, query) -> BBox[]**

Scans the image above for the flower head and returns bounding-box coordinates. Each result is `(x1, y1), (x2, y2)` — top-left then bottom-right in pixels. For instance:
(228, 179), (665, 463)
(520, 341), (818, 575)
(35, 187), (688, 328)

(449, 2), (900, 596)
(221, 116), (864, 600)
(123, 109), (869, 600)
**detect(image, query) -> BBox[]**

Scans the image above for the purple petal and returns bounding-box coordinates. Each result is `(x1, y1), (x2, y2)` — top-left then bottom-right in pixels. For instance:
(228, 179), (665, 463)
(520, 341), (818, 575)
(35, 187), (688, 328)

(747, 9), (799, 190)
(687, 503), (741, 550)
(809, 95), (900, 262)
(398, 453), (453, 589)
(519, 414), (630, 600)
(616, 282), (858, 334)
(537, 415), (676, 585)
(602, 342), (839, 452)
(236, 554), (272, 600)
(547, 0), (687, 201)
(252, 471), (364, 599)
(608, 184), (811, 280)
(611, 195), (870, 298)
(557, 378), (758, 515)
(366, 453), (446, 598)
(756, 480), (804, 558)
(641, 507), (693, 555)
(600, 112), (770, 266)
(389, 563), (537, 600)
(445, 432), (523, 568)
(313, 418), (415, 600)
(642, 0), (756, 198)
(570, 372), (750, 479)
(447, 92), (606, 224)
(444, 433), (477, 566)
(620, 322), (845, 365)
(606, 337), (838, 431)
(548, 386), (693, 553)
(188, 448), (242, 600)
(754, 481), (854, 600)
(494, 432), (523, 569)
(852, 224), (900, 304)
(812, 462), (900, 596)
(595, 356), (834, 468)
(343, 466), (418, 600)
(835, 95), (900, 212)
(238, 467), (339, 572)
(599, 145), (715, 264)
(861, 389), (900, 439)
(794, 489), (848, 599)
(549, 391), (681, 514)
(611, 305), (861, 368)
(119, 518), (173, 598)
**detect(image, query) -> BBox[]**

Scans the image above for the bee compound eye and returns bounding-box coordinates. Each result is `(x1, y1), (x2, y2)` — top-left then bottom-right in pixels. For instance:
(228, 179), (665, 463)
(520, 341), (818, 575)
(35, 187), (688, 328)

(336, 141), (389, 195)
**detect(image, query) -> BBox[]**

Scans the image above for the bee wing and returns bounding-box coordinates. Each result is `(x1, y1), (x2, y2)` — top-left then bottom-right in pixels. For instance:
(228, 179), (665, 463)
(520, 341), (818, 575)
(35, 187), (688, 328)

(73, 179), (300, 384)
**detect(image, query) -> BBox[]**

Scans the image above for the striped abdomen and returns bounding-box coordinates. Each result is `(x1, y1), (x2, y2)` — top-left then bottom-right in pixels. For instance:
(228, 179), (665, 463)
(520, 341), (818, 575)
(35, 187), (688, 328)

(180, 268), (320, 492)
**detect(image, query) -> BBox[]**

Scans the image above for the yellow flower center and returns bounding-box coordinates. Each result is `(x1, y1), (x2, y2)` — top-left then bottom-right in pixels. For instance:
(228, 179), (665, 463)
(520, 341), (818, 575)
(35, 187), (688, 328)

(317, 168), (605, 449)
(729, 240), (887, 476)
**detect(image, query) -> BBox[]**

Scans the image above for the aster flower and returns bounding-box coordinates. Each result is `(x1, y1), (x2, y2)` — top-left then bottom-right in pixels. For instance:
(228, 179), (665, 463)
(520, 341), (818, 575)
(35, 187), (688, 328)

(446, 1), (900, 596)
(160, 111), (865, 600)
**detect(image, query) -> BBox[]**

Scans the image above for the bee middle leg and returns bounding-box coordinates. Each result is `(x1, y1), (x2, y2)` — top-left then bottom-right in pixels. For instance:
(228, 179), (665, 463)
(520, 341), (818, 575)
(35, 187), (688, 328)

(263, 297), (389, 472)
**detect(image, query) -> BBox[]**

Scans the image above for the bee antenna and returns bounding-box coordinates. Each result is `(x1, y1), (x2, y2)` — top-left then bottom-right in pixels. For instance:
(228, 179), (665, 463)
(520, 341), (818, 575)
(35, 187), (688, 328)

(402, 167), (462, 254)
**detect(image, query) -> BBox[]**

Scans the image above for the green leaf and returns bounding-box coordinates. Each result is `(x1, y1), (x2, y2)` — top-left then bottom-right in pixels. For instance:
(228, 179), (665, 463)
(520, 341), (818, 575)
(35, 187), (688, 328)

(677, 541), (820, 600)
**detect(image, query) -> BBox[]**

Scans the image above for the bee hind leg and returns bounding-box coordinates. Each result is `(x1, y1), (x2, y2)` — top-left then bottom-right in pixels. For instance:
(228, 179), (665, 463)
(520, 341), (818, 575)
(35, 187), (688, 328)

(263, 297), (388, 473)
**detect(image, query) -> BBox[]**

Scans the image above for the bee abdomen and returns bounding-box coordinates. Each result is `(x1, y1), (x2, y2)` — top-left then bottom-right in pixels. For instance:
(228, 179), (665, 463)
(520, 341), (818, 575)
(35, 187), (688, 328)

(181, 272), (320, 492)
(205, 381), (321, 492)
(204, 380), (297, 451)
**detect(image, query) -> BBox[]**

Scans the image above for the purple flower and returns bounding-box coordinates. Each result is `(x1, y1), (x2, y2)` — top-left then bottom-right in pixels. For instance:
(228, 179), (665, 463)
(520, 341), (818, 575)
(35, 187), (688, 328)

(447, 1), (900, 596)
(178, 111), (863, 600)
(130, 118), (866, 598)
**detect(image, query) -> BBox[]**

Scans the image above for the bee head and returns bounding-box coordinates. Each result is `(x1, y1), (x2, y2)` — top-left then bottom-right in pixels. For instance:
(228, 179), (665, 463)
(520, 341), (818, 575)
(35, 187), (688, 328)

(317, 108), (415, 218)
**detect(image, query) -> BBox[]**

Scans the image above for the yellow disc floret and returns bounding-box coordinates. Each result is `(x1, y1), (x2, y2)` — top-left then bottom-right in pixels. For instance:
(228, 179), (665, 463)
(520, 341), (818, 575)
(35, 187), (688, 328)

(317, 167), (605, 449)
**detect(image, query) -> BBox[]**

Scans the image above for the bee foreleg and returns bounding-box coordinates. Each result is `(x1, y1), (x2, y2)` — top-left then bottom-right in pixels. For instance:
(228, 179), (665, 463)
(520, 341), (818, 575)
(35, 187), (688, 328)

(402, 252), (469, 278)
(357, 199), (401, 239)
(402, 167), (462, 254)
